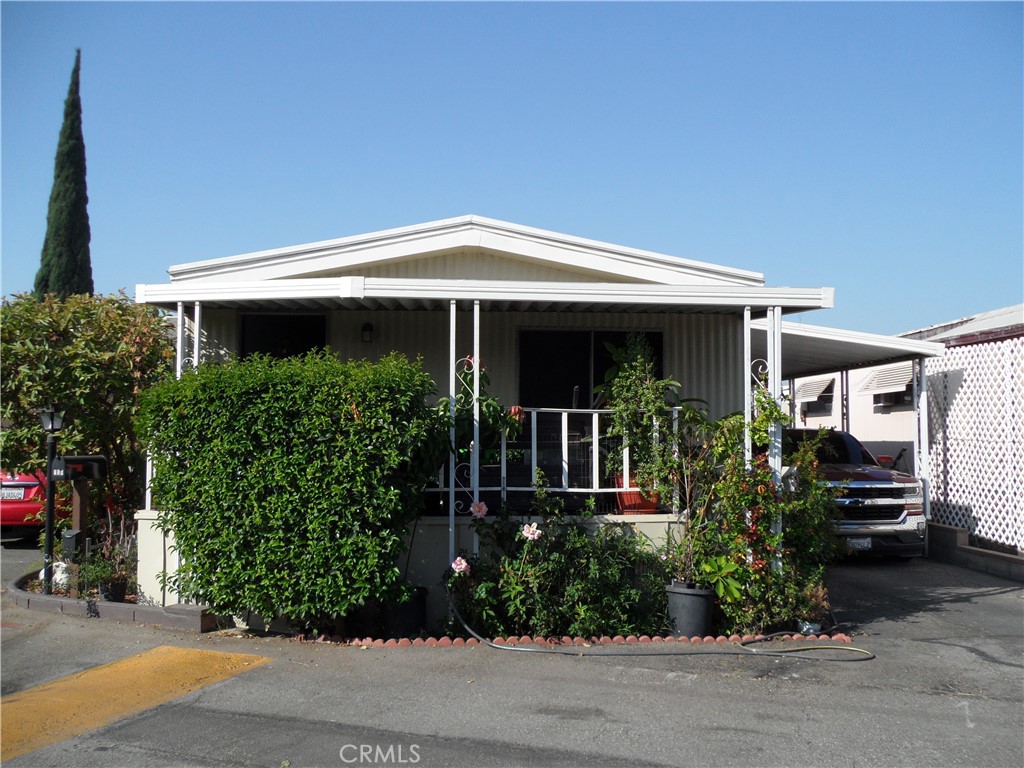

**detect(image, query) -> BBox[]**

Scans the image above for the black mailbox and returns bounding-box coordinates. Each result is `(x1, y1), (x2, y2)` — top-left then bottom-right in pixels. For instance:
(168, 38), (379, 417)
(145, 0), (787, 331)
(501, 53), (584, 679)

(63, 455), (108, 482)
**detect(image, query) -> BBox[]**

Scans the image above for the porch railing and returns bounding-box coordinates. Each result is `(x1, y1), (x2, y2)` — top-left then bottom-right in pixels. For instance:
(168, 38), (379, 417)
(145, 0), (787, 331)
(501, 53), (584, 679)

(431, 407), (682, 515)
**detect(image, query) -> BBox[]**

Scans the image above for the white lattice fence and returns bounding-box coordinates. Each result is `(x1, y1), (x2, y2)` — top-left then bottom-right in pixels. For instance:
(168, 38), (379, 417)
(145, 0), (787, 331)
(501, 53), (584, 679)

(927, 335), (1024, 552)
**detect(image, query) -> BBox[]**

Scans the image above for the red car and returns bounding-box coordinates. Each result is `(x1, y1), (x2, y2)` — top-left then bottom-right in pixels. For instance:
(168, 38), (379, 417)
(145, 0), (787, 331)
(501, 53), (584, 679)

(0, 470), (47, 538)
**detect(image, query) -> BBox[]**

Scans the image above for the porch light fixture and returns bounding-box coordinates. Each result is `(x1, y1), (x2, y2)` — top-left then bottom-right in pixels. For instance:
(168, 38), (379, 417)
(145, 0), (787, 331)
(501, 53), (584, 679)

(36, 403), (65, 595)
(361, 323), (374, 343)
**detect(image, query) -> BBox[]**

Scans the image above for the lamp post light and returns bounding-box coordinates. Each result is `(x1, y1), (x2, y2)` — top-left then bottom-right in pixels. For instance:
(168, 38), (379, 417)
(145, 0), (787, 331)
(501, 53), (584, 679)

(37, 403), (65, 595)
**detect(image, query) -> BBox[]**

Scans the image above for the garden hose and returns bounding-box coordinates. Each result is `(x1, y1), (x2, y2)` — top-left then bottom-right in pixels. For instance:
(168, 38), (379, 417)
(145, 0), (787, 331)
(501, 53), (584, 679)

(444, 586), (875, 662)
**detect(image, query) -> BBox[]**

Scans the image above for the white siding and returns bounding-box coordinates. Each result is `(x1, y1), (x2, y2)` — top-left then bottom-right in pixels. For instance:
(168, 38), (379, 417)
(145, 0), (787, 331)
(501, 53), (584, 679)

(798, 365), (918, 441)
(309, 249), (637, 283)
(198, 307), (744, 417)
(198, 308), (237, 362)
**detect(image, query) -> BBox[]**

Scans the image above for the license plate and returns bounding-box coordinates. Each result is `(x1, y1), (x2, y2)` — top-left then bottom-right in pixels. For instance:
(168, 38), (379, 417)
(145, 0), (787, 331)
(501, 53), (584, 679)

(1, 487), (25, 500)
(847, 537), (872, 551)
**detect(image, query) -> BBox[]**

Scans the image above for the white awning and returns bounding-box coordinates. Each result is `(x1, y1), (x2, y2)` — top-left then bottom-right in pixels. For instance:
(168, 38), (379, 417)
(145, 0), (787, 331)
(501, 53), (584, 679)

(859, 362), (914, 395)
(794, 377), (835, 403)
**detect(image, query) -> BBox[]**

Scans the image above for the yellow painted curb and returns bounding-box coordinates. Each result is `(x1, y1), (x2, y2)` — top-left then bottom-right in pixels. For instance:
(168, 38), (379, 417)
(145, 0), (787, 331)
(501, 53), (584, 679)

(1, 644), (270, 762)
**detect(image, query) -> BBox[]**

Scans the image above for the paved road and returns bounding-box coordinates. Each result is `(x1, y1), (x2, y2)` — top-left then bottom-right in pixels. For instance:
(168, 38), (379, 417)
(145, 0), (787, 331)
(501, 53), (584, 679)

(2, 543), (1021, 768)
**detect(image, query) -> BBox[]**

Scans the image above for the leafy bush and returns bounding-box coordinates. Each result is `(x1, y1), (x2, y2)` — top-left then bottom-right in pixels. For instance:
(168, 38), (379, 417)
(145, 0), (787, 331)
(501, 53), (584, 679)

(137, 351), (447, 628)
(695, 412), (843, 635)
(447, 478), (670, 638)
(1, 292), (173, 513)
(604, 355), (843, 635)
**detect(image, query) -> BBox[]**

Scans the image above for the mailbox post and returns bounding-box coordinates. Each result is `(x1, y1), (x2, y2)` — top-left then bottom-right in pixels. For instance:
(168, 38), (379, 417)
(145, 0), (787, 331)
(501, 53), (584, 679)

(62, 456), (107, 598)
(64, 456), (108, 546)
(36, 404), (65, 595)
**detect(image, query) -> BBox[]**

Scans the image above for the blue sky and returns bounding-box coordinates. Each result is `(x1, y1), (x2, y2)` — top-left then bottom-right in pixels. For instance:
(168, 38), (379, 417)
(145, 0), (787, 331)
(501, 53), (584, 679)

(2, 1), (1021, 335)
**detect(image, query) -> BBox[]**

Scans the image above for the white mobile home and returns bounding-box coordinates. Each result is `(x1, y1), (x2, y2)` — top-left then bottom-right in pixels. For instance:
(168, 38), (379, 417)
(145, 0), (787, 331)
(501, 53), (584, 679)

(134, 216), (947, 605)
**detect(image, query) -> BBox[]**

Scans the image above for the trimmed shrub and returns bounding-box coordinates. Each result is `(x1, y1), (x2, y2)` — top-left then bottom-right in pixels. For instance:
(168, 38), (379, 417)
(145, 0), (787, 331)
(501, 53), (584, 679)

(137, 351), (446, 628)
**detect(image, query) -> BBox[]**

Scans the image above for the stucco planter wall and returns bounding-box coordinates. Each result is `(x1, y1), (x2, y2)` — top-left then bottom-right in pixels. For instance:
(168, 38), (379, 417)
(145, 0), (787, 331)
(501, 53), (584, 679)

(137, 510), (685, 630)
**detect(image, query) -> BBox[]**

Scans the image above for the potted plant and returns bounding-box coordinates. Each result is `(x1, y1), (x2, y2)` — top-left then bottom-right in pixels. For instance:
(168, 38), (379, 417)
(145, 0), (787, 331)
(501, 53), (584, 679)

(78, 510), (137, 602)
(659, 511), (743, 637)
(797, 581), (831, 634)
(600, 332), (679, 513)
(648, 397), (743, 635)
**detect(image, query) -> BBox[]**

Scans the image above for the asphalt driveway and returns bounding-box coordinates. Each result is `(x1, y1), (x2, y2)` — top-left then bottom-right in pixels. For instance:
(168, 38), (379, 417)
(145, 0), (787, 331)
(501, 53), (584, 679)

(2, 547), (1021, 768)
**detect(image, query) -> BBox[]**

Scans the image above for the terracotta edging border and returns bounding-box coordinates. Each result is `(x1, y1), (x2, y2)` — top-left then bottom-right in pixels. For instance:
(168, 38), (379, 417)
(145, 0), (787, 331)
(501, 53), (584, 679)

(299, 632), (854, 647)
(9, 571), (856, 647)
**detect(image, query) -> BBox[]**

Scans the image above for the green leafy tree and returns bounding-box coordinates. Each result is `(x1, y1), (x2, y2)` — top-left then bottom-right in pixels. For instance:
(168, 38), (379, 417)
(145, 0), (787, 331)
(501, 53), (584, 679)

(34, 49), (93, 300)
(0, 292), (174, 512)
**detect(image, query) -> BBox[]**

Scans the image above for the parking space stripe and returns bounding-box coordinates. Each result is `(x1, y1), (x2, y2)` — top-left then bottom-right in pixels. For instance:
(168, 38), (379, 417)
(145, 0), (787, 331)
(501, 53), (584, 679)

(1, 644), (270, 761)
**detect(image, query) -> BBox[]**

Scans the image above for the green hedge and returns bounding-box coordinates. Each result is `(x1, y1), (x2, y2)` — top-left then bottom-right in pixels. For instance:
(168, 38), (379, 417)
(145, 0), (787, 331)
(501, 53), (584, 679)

(137, 352), (446, 627)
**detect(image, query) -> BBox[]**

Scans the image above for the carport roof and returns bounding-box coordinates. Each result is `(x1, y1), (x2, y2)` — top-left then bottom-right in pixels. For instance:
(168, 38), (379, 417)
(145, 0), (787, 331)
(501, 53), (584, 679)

(751, 320), (945, 380)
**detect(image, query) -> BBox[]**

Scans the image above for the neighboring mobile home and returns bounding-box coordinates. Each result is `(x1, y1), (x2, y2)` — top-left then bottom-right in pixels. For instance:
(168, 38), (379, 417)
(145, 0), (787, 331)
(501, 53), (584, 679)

(796, 305), (1024, 558)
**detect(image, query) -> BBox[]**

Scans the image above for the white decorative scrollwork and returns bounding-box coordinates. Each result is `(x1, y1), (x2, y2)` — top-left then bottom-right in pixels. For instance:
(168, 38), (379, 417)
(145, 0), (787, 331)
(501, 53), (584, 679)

(448, 354), (479, 515)
(749, 358), (770, 386)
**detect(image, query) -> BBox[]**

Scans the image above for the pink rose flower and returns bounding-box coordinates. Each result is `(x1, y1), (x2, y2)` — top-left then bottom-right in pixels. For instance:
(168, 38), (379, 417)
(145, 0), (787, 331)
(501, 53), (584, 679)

(521, 523), (542, 541)
(470, 501), (488, 519)
(451, 556), (470, 575)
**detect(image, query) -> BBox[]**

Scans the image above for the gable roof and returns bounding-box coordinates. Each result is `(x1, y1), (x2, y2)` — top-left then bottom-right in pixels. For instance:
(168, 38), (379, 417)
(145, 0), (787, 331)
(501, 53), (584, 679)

(901, 304), (1024, 347)
(166, 215), (765, 287)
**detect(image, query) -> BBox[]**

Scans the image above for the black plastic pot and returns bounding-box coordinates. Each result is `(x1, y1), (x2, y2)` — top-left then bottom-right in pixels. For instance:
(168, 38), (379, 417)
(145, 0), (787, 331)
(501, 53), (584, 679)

(383, 586), (427, 639)
(665, 581), (713, 637)
(99, 580), (128, 603)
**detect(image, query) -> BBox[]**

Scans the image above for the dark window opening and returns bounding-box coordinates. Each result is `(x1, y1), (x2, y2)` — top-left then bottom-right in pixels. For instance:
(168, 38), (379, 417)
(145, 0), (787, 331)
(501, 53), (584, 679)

(801, 381), (835, 417)
(873, 385), (913, 408)
(518, 330), (664, 409)
(240, 314), (327, 359)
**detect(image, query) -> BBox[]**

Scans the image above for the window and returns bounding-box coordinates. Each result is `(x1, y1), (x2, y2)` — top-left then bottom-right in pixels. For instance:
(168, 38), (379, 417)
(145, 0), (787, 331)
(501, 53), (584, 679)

(860, 363), (914, 408)
(518, 330), (664, 409)
(794, 377), (834, 417)
(240, 313), (327, 359)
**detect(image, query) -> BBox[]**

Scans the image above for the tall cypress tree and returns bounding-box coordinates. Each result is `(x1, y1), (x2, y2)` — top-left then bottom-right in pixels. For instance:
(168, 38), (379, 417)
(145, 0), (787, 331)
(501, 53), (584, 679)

(34, 49), (93, 300)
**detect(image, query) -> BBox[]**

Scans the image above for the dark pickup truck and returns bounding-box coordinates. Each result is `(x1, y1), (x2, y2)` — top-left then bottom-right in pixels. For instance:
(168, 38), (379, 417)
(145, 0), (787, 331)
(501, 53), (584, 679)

(784, 429), (926, 557)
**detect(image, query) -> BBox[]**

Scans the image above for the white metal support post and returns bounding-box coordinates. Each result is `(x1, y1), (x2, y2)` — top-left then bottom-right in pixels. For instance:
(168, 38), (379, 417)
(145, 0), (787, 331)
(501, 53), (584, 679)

(840, 369), (850, 432)
(743, 306), (752, 465)
(192, 301), (202, 370)
(767, 306), (784, 571)
(448, 300), (457, 566)
(472, 300), (480, 554)
(175, 302), (184, 379)
(912, 357), (932, 548)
